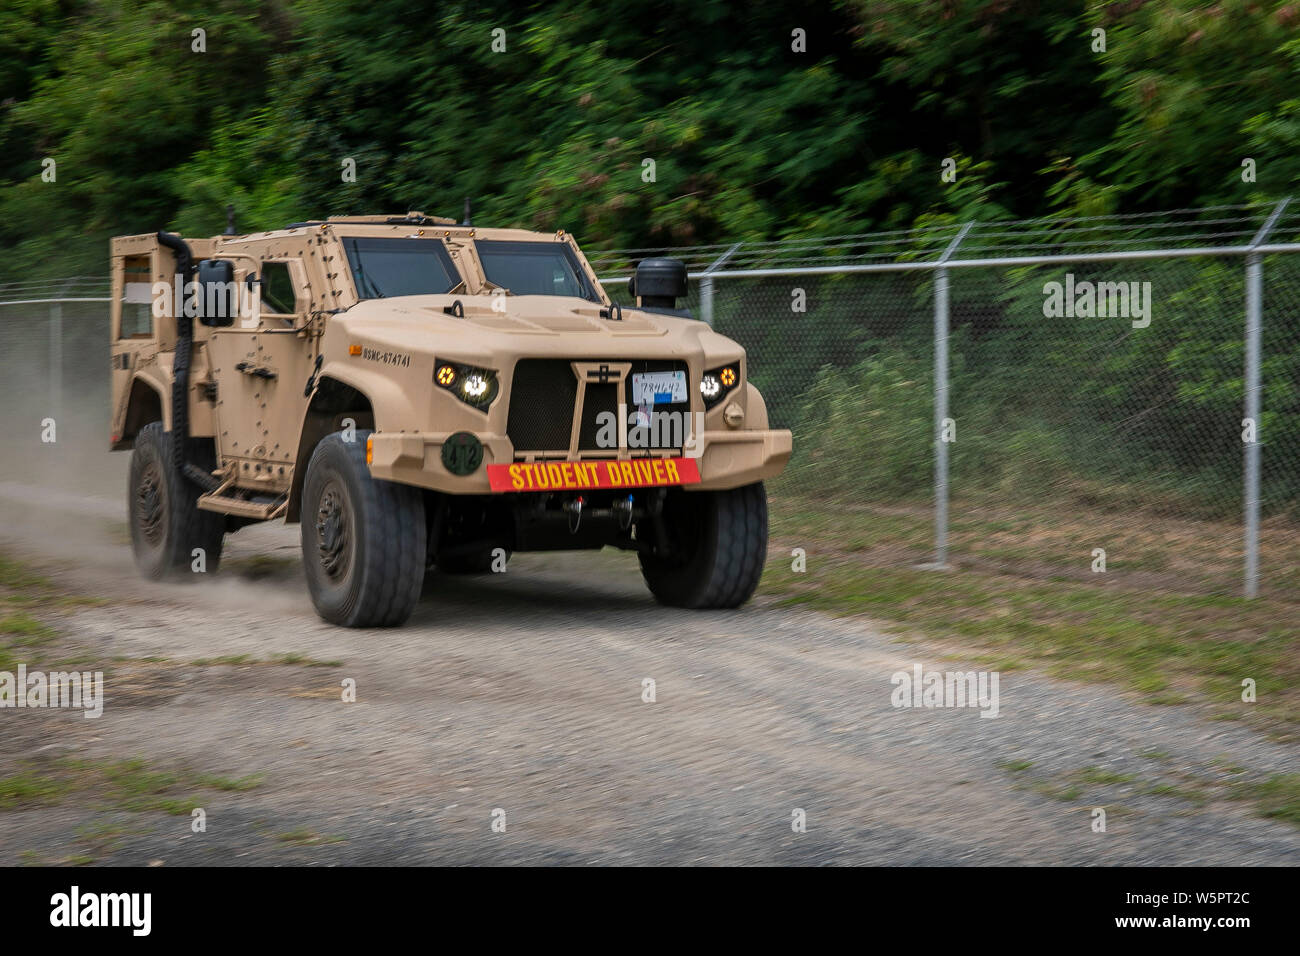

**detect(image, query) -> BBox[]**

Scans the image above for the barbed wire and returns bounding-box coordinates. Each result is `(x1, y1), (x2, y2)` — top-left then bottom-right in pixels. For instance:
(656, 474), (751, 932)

(3, 201), (1299, 304)
(584, 202), (1284, 274)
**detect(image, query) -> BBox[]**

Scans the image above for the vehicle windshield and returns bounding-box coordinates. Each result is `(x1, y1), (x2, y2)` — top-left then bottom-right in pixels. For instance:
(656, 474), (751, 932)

(475, 240), (598, 301)
(341, 236), (461, 299)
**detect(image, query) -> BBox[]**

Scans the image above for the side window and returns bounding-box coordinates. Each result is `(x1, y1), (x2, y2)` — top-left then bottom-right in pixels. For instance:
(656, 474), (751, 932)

(259, 261), (299, 315)
(119, 255), (153, 339)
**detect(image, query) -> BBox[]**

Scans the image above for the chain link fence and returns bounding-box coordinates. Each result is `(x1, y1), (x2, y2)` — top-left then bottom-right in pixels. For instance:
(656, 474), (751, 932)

(3, 204), (1298, 599)
(595, 202), (1300, 601)
(0, 289), (113, 495)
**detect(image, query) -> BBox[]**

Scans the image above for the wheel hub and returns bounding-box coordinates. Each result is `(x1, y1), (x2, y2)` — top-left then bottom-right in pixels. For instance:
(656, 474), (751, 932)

(137, 463), (165, 545)
(315, 483), (352, 580)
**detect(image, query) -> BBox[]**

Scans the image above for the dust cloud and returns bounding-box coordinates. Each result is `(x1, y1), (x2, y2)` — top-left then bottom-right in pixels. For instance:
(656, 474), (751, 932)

(0, 301), (306, 613)
(0, 301), (130, 563)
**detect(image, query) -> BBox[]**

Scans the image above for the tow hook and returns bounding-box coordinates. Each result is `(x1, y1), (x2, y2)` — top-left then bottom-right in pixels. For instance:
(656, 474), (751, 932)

(564, 495), (584, 533)
(614, 494), (634, 530)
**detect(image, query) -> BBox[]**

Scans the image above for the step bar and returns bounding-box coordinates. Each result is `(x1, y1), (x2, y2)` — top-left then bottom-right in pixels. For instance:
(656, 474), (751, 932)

(197, 476), (287, 520)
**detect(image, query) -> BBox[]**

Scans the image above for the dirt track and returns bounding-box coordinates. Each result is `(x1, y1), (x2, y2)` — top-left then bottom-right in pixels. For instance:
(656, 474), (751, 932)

(0, 472), (1297, 866)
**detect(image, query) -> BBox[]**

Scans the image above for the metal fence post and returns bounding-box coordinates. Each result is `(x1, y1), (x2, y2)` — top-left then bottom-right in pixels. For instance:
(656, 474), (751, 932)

(1243, 198), (1289, 598)
(932, 223), (974, 568)
(1244, 252), (1262, 599)
(49, 301), (63, 426)
(699, 243), (742, 327)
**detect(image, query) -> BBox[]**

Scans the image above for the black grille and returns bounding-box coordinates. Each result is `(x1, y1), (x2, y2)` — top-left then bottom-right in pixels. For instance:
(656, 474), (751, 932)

(579, 383), (618, 449)
(507, 358), (691, 454)
(507, 360), (576, 451)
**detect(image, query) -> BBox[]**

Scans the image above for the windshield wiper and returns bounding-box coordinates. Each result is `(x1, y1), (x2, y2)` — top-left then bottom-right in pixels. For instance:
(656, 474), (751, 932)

(348, 242), (385, 298)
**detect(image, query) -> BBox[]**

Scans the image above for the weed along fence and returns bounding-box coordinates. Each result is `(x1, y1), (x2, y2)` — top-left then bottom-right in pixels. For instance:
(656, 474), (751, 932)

(6, 202), (1300, 599)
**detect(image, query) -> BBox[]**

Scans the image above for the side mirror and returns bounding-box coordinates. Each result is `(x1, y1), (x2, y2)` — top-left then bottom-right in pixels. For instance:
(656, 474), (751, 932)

(197, 259), (236, 327)
(633, 257), (688, 308)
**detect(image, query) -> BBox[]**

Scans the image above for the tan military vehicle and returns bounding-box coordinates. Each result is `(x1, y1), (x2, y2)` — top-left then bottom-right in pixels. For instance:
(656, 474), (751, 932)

(109, 213), (792, 626)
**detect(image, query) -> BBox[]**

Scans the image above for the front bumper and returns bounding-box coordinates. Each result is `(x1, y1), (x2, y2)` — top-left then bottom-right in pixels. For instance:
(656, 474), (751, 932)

(367, 428), (792, 493)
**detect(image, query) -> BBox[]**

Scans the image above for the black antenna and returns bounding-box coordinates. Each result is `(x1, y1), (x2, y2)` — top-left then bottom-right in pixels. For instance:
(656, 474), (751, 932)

(224, 204), (237, 235)
(462, 198), (472, 226)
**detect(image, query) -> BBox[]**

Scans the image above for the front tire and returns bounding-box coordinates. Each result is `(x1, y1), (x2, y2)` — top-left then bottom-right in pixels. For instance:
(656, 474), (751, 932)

(128, 422), (225, 580)
(639, 482), (769, 609)
(300, 431), (426, 627)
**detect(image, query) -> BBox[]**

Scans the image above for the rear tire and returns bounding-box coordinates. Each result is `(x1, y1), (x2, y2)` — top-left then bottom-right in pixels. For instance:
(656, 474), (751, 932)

(128, 422), (225, 580)
(300, 430), (426, 627)
(639, 482), (768, 608)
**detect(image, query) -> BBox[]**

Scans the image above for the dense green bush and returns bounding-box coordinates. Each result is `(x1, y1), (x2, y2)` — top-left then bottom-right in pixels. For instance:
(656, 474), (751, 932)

(6, 1), (1300, 278)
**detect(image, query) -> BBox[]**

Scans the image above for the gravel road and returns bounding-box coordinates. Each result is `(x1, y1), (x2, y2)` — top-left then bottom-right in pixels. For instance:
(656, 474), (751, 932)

(0, 475), (1296, 866)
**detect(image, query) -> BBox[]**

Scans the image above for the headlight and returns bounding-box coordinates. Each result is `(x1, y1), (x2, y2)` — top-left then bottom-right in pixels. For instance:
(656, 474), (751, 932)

(461, 373), (491, 401)
(700, 364), (739, 409)
(435, 362), (498, 409)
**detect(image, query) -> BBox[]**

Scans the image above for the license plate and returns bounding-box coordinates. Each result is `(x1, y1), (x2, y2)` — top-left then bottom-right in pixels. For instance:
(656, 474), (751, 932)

(630, 370), (687, 405)
(487, 457), (702, 492)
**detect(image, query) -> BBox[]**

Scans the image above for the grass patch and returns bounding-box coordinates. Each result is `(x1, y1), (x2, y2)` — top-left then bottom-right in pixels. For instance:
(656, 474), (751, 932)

(0, 757), (265, 816)
(75, 820), (136, 853)
(1000, 760), (1295, 825)
(0, 771), (69, 809)
(1141, 783), (1207, 805)
(763, 500), (1300, 733)
(276, 828), (345, 847)
(270, 652), (342, 668)
(98, 758), (191, 813)
(0, 548), (103, 671)
(0, 611), (55, 644)
(0, 555), (54, 592)
(190, 654), (255, 667)
(199, 772), (264, 792)
(1231, 774), (1300, 826)
(190, 653), (341, 668)
(1074, 766), (1138, 786)
(1031, 780), (1082, 802)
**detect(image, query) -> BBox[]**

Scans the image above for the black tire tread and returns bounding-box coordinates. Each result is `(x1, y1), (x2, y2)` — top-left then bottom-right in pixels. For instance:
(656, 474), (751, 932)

(301, 431), (425, 627)
(639, 482), (768, 609)
(129, 422), (225, 579)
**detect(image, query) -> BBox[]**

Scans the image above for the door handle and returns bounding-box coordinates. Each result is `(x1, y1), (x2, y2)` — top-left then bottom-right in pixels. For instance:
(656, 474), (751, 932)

(234, 361), (278, 380)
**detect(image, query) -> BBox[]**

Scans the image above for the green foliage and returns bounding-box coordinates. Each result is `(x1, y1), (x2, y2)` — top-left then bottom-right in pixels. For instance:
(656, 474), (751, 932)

(0, 0), (289, 277)
(8, 0), (1300, 277)
(782, 354), (932, 500)
(1076, 0), (1300, 211)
